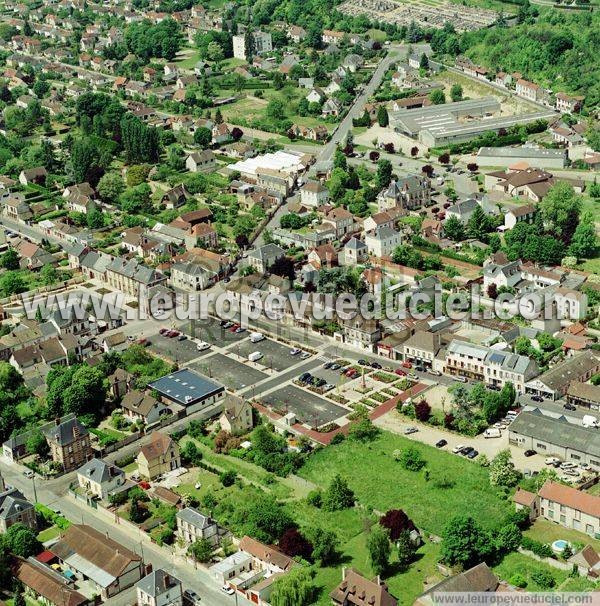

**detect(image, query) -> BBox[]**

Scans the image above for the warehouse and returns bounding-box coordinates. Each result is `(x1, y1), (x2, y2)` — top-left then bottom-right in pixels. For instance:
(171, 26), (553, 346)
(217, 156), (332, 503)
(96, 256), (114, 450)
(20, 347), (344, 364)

(476, 146), (567, 168)
(390, 97), (556, 147)
(508, 410), (600, 468)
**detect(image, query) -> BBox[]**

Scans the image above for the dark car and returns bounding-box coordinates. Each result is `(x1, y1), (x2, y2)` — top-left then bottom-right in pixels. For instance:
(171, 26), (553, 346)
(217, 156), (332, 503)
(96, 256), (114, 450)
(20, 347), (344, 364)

(467, 450), (479, 459)
(177, 334), (187, 341)
(435, 439), (447, 448)
(370, 362), (382, 369)
(315, 378), (327, 387)
(563, 403), (576, 411)
(299, 372), (311, 383)
(358, 359), (368, 366)
(219, 320), (228, 327)
(324, 362), (333, 369)
(524, 449), (537, 457)
(487, 384), (500, 391)
(460, 446), (474, 456)
(530, 395), (544, 402)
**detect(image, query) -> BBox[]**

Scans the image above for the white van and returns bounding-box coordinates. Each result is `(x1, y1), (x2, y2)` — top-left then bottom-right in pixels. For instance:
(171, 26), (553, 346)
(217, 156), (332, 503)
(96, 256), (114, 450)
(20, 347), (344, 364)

(248, 351), (263, 362)
(484, 428), (501, 439)
(452, 376), (467, 383)
(582, 414), (599, 428)
(250, 332), (265, 343)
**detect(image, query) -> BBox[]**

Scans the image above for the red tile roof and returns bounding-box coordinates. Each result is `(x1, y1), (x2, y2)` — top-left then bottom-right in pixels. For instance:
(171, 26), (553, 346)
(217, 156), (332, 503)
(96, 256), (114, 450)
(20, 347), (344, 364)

(538, 481), (600, 518)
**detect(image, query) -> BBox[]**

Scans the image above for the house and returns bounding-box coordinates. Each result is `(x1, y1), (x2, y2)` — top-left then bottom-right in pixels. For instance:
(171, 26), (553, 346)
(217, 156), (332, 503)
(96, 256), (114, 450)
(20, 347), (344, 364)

(504, 203), (536, 230)
(176, 507), (219, 546)
(323, 207), (354, 238)
(136, 570), (182, 606)
(16, 557), (90, 606)
(568, 545), (600, 579)
(365, 226), (401, 258)
(4, 193), (32, 222)
(219, 395), (254, 436)
(170, 261), (217, 292)
(246, 243), (285, 274)
(106, 258), (166, 299)
(363, 211), (394, 234)
(300, 181), (329, 207)
(0, 475), (36, 532)
(331, 568), (397, 606)
(343, 316), (381, 351)
(377, 175), (431, 212)
(16, 240), (57, 270)
(400, 331), (442, 369)
(555, 92), (584, 114)
(19, 166), (47, 186)
(514, 480), (600, 537)
(322, 98), (342, 117)
(50, 524), (144, 598)
(343, 53), (364, 73)
(288, 25), (306, 43)
(306, 88), (325, 104)
(566, 381), (600, 411)
(186, 150), (216, 173)
(121, 390), (170, 426)
(307, 244), (337, 270)
(209, 551), (256, 587)
(414, 563), (501, 606)
(161, 184), (190, 210)
(43, 416), (93, 472)
(232, 31), (272, 60)
(137, 432), (181, 480)
(239, 535), (295, 575)
(515, 79), (549, 104)
(341, 237), (367, 265)
(482, 258), (521, 293)
(76, 458), (128, 501)
(445, 198), (480, 223)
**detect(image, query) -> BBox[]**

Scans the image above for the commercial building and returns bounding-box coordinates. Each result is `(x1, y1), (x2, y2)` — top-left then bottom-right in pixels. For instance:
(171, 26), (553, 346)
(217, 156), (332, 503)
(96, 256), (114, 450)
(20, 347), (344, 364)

(476, 146), (567, 169)
(390, 97), (555, 147)
(508, 410), (600, 468)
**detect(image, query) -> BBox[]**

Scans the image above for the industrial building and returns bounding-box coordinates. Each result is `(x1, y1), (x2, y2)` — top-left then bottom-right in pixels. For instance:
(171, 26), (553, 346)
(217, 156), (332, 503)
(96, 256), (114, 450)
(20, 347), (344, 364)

(390, 97), (556, 147)
(476, 146), (567, 168)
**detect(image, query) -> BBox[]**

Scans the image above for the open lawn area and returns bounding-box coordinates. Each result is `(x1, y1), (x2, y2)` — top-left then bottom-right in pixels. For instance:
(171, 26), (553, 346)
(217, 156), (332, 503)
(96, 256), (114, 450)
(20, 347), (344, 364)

(298, 430), (512, 536)
(524, 518), (600, 552)
(37, 525), (62, 542)
(577, 257), (600, 274)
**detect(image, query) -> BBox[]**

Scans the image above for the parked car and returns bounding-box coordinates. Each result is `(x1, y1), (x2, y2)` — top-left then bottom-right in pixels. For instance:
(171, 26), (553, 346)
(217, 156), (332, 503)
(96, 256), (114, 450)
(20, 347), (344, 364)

(235, 327), (246, 334)
(197, 341), (210, 351)
(467, 450), (479, 459)
(460, 446), (474, 456)
(184, 589), (201, 605)
(394, 368), (406, 376)
(289, 348), (301, 356)
(427, 369), (441, 376)
(222, 321), (234, 329)
(314, 378), (326, 388)
(299, 372), (312, 383)
(177, 334), (187, 341)
(159, 328), (169, 335)
(300, 352), (311, 359)
(401, 361), (412, 369)
(404, 426), (418, 435)
(324, 362), (333, 369)
(435, 439), (447, 448)
(23, 470), (34, 478)
(370, 362), (382, 369)
(219, 320), (228, 327)
(530, 395), (544, 402)
(452, 376), (467, 383)
(221, 586), (235, 596)
(452, 444), (465, 454)
(563, 403), (576, 411)
(229, 324), (240, 333)
(358, 359), (368, 366)
(330, 364), (340, 370)
(524, 449), (537, 457)
(167, 330), (179, 338)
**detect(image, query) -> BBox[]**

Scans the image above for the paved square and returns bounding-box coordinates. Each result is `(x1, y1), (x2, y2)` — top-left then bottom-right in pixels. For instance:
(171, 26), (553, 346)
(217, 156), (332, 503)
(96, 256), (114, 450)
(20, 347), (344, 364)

(190, 353), (267, 391)
(182, 318), (247, 346)
(261, 385), (348, 426)
(232, 338), (309, 372)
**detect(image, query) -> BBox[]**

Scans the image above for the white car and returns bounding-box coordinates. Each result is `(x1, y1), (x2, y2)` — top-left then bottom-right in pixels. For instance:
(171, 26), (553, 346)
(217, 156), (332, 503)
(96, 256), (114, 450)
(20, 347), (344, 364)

(289, 348), (301, 356)
(196, 341), (210, 351)
(300, 352), (310, 359)
(427, 369), (442, 376)
(221, 586), (235, 596)
(23, 469), (34, 478)
(452, 444), (465, 454)
(545, 457), (560, 465)
(561, 462), (577, 469)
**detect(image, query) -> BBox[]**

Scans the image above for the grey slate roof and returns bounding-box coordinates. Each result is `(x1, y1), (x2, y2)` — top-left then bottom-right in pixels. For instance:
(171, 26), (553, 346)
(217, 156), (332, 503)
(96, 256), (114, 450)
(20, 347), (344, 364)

(0, 488), (34, 520)
(136, 569), (182, 598)
(77, 458), (124, 484)
(345, 237), (366, 251)
(43, 417), (89, 446)
(176, 507), (215, 529)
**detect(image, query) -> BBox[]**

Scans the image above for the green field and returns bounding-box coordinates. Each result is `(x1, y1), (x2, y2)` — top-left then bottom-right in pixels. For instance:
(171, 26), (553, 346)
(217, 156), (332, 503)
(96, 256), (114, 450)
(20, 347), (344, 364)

(298, 430), (512, 536)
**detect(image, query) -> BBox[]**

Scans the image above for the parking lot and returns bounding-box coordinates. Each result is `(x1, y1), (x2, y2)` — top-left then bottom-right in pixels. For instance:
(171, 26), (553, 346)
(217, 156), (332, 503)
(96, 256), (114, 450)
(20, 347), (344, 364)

(185, 318), (247, 346)
(233, 337), (311, 372)
(261, 385), (348, 427)
(190, 353), (267, 391)
(147, 331), (214, 363)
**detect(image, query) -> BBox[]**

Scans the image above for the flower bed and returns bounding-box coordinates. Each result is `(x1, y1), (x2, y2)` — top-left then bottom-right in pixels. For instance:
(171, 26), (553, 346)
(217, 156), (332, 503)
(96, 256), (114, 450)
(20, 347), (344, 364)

(372, 372), (398, 383)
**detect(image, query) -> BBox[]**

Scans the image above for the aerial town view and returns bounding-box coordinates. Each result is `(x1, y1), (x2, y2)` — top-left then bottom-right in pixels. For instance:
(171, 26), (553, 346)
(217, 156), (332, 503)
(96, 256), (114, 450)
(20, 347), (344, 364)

(0, 0), (598, 604)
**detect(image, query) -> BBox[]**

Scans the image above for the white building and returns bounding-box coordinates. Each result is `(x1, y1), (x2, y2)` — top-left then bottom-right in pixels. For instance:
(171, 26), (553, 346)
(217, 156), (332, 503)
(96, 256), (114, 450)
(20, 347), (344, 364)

(136, 570), (182, 606)
(365, 226), (401, 258)
(300, 180), (329, 207)
(232, 31), (272, 60)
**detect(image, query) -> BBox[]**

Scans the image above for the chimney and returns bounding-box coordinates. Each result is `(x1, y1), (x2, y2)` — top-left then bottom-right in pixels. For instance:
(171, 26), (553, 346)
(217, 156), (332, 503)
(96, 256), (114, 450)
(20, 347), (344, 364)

(55, 417), (61, 426)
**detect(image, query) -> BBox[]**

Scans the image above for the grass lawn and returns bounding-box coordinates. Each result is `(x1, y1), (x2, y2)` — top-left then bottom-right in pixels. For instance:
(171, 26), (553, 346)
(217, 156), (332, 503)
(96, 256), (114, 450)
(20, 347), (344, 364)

(581, 195), (600, 224)
(524, 518), (600, 552)
(588, 483), (600, 496)
(298, 430), (512, 535)
(37, 525), (62, 542)
(493, 552), (568, 590)
(366, 28), (387, 41)
(577, 257), (600, 274)
(176, 50), (201, 69)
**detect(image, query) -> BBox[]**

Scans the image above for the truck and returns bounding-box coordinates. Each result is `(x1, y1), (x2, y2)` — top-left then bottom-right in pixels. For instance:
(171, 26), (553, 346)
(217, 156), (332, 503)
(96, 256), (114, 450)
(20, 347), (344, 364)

(249, 332), (265, 343)
(484, 428), (501, 438)
(582, 414), (599, 428)
(248, 351), (264, 362)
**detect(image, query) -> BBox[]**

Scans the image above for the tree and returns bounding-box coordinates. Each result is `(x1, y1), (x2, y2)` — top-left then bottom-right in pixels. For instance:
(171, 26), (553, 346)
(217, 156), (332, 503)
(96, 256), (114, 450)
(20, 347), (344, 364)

(450, 83), (463, 102)
(266, 99), (286, 121)
(348, 417), (379, 442)
(375, 159), (393, 189)
(194, 127), (212, 147)
(539, 182), (581, 243)
(220, 470), (237, 487)
(414, 400), (431, 422)
(440, 515), (492, 568)
(279, 528), (313, 560)
(270, 568), (316, 606)
(189, 538), (214, 563)
(40, 264), (58, 286)
(569, 212), (597, 258)
(306, 527), (338, 565)
(396, 529), (418, 567)
(322, 474), (355, 512)
(0, 271), (26, 296)
(269, 256), (295, 282)
(120, 114), (161, 164)
(410, 146), (418, 157)
(419, 53), (429, 70)
(234, 494), (294, 543)
(444, 215), (466, 242)
(4, 523), (42, 557)
(496, 523), (522, 554)
(380, 509), (416, 541)
(467, 205), (491, 241)
(26, 430), (49, 458)
(489, 449), (521, 488)
(377, 105), (389, 127)
(429, 89), (446, 105)
(0, 249), (19, 270)
(97, 172), (125, 203)
(207, 41), (224, 62)
(367, 524), (391, 575)
(396, 446), (426, 471)
(71, 138), (100, 185)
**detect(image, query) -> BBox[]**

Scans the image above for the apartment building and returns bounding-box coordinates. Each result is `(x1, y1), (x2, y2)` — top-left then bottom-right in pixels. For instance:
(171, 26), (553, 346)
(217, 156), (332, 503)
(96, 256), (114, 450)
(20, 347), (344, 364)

(43, 417), (93, 472)
(232, 31), (272, 60)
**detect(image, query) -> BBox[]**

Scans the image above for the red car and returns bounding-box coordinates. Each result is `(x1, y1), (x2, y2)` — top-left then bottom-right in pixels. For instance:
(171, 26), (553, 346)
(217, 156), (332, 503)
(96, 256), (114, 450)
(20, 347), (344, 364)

(167, 330), (180, 338)
(394, 368), (406, 376)
(345, 369), (357, 378)
(138, 481), (151, 490)
(229, 324), (240, 333)
(402, 361), (412, 369)
(159, 328), (168, 335)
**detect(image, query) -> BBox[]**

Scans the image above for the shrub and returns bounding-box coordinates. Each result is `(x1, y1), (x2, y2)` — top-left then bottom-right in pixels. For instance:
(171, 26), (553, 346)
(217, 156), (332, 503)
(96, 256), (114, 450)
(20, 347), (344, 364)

(531, 569), (555, 589)
(306, 489), (322, 508)
(330, 433), (345, 445)
(220, 470), (237, 487)
(395, 447), (426, 471)
(509, 573), (527, 588)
